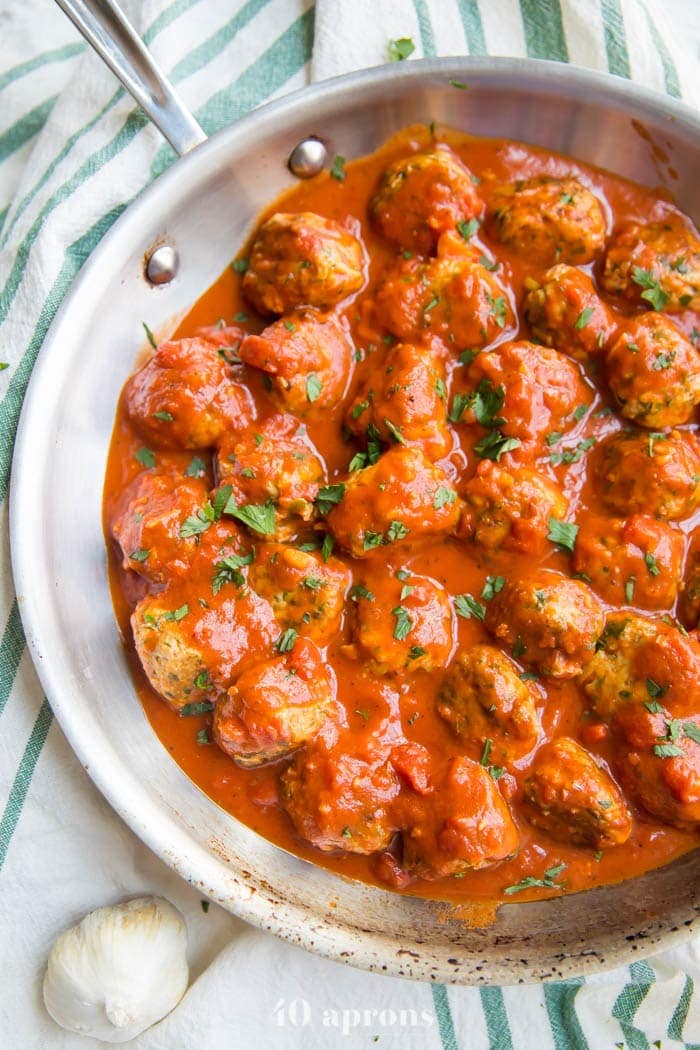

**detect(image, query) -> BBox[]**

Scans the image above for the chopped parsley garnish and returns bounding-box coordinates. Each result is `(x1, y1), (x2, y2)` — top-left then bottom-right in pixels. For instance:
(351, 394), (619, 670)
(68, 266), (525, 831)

(574, 306), (594, 329)
(654, 743), (684, 759)
(480, 739), (493, 766)
(549, 437), (595, 467)
(646, 678), (667, 699)
(384, 418), (406, 445)
(454, 593), (486, 621)
(388, 36), (415, 61)
(547, 517), (579, 553)
(512, 636), (526, 660)
(684, 723), (700, 744)
(306, 374), (322, 402)
(276, 628), (298, 653)
(647, 431), (665, 457)
(196, 729), (210, 745)
(573, 403), (588, 421)
(624, 577), (635, 603)
(408, 646), (427, 660)
(651, 351), (675, 371)
(457, 218), (479, 241)
(459, 348), (479, 366)
(392, 605), (413, 641)
(474, 431), (520, 461)
(321, 533), (334, 561)
(129, 549), (150, 562)
(433, 485), (457, 510)
(142, 321), (157, 348)
(302, 576), (324, 591)
(486, 293), (508, 328)
(224, 497), (276, 535)
(400, 583), (414, 600)
(185, 456), (206, 478)
(135, 446), (156, 468)
(434, 377), (447, 401)
(153, 410), (174, 421)
(180, 701), (214, 717)
(644, 552), (661, 576)
(212, 551), (254, 594)
(504, 863), (567, 895)
(234, 312), (248, 322)
(194, 670), (211, 689)
(315, 483), (345, 515)
(449, 79), (469, 90)
(180, 501), (217, 539)
(349, 584), (375, 601)
(330, 154), (346, 181)
(449, 392), (470, 423)
(631, 266), (668, 310)
(231, 257), (249, 273)
(423, 295), (440, 314)
(471, 379), (506, 427)
(480, 255), (498, 272)
(481, 575), (505, 601)
(387, 520), (409, 542)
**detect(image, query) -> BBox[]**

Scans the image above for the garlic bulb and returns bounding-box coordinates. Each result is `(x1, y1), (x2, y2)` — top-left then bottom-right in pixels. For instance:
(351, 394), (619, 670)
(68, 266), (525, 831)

(43, 896), (189, 1043)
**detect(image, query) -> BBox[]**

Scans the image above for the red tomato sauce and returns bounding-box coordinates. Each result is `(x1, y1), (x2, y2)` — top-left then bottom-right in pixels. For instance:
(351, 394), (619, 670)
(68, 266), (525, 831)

(104, 124), (700, 904)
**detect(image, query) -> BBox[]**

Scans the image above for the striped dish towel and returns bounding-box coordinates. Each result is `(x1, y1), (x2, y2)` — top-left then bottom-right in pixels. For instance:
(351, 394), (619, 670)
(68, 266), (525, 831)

(0, 1), (698, 1047)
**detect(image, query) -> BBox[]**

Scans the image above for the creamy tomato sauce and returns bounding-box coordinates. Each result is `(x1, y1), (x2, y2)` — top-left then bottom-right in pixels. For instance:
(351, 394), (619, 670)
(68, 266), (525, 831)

(104, 124), (700, 903)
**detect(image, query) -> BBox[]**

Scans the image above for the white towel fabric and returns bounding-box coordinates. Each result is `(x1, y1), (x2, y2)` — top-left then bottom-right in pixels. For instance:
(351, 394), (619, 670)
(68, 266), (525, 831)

(0, 1), (699, 1047)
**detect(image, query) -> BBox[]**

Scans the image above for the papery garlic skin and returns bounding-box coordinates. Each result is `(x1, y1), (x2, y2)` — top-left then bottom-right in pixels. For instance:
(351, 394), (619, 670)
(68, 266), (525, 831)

(43, 896), (189, 1043)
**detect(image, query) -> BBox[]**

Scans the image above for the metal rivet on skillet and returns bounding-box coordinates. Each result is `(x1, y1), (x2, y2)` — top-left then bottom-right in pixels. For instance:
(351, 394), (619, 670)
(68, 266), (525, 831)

(288, 137), (327, 178)
(146, 244), (179, 285)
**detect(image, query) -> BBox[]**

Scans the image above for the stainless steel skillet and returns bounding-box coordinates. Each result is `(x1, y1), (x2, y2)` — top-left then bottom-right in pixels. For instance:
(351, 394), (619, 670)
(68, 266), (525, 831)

(10, 0), (700, 984)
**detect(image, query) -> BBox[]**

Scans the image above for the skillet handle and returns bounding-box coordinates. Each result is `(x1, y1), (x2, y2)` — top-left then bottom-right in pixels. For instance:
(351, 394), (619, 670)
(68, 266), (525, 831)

(54, 0), (207, 156)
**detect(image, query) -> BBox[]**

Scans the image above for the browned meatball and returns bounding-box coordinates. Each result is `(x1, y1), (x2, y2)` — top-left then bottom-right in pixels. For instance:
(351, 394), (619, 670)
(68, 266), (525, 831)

(326, 446), (460, 559)
(249, 543), (350, 645)
(523, 737), (632, 848)
(280, 735), (400, 854)
(572, 513), (685, 610)
(602, 217), (700, 313)
(131, 583), (276, 710)
(595, 429), (700, 521)
(488, 177), (606, 266)
(615, 713), (700, 829)
(437, 645), (540, 765)
(215, 414), (325, 540)
(238, 310), (353, 415)
(346, 342), (451, 461)
(352, 571), (454, 675)
(125, 330), (255, 449)
(605, 314), (700, 428)
(370, 146), (482, 254)
(524, 264), (616, 359)
(111, 472), (209, 585)
(242, 212), (365, 315)
(212, 638), (336, 767)
(465, 340), (591, 455)
(580, 612), (700, 722)
(401, 757), (519, 878)
(374, 242), (515, 350)
(460, 461), (567, 555)
(485, 572), (604, 678)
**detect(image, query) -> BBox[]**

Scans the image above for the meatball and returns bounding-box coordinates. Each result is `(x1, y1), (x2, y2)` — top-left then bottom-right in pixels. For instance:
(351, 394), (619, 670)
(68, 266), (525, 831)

(460, 461), (567, 555)
(485, 571), (604, 678)
(124, 331), (255, 449)
(212, 639), (335, 767)
(580, 612), (700, 722)
(605, 315), (700, 428)
(572, 514), (685, 610)
(616, 724), (700, 829)
(280, 735), (400, 854)
(242, 212), (364, 315)
(374, 249), (515, 350)
(524, 264), (616, 359)
(215, 414), (325, 540)
(595, 429), (700, 521)
(679, 545), (700, 629)
(346, 342), (451, 461)
(249, 543), (350, 644)
(523, 738), (632, 849)
(370, 146), (482, 254)
(110, 472), (209, 585)
(401, 757), (519, 879)
(353, 572), (454, 675)
(131, 585), (276, 710)
(465, 341), (591, 454)
(488, 176), (606, 266)
(602, 217), (700, 313)
(326, 446), (460, 559)
(238, 310), (353, 415)
(437, 645), (540, 765)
